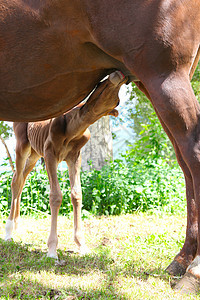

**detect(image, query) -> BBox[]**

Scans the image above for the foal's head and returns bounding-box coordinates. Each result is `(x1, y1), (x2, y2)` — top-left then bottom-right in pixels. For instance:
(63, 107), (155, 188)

(85, 71), (127, 119)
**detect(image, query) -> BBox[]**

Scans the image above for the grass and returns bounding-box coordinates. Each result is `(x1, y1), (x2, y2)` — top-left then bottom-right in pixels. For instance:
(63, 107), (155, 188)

(0, 212), (199, 299)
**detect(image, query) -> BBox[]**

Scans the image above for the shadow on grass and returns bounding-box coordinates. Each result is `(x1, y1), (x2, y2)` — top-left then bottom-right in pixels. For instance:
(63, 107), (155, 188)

(116, 253), (171, 279)
(0, 239), (129, 299)
(0, 238), (114, 276)
(0, 277), (128, 299)
(0, 237), (175, 299)
(0, 237), (172, 278)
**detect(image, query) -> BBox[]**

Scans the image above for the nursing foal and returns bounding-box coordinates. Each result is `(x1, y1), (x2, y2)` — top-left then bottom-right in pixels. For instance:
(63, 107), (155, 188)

(5, 71), (126, 258)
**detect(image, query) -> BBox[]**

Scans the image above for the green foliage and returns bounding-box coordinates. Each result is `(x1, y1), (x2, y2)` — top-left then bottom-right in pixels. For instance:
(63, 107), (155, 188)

(0, 121), (13, 139)
(127, 83), (153, 135)
(130, 112), (172, 161)
(191, 61), (200, 101)
(0, 166), (73, 217)
(81, 129), (185, 215)
(0, 169), (12, 215)
(0, 149), (185, 217)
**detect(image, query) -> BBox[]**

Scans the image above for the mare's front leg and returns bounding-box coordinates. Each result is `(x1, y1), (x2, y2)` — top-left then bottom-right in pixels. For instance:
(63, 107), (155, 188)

(44, 149), (62, 259)
(66, 150), (89, 255)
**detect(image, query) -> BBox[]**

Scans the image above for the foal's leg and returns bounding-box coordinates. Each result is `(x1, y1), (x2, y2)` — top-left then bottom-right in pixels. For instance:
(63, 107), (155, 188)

(5, 142), (29, 240)
(66, 151), (89, 255)
(14, 151), (40, 225)
(65, 132), (90, 254)
(5, 146), (39, 240)
(135, 81), (198, 275)
(44, 151), (62, 259)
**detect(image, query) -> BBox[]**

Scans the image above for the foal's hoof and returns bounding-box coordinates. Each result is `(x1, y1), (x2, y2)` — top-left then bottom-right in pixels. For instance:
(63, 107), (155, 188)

(4, 237), (13, 242)
(47, 251), (58, 260)
(174, 272), (200, 294)
(166, 260), (187, 276)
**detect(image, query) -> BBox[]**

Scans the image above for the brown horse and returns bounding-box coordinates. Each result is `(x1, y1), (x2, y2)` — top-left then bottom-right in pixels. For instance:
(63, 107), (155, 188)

(1, 0), (200, 292)
(5, 71), (125, 259)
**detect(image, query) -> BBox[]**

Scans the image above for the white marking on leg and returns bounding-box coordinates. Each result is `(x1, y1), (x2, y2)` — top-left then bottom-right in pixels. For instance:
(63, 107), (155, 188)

(187, 255), (200, 277)
(47, 249), (58, 259)
(5, 219), (14, 241)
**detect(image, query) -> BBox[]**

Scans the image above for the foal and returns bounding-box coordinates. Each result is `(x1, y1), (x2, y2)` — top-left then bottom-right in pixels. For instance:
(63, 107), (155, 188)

(5, 71), (126, 258)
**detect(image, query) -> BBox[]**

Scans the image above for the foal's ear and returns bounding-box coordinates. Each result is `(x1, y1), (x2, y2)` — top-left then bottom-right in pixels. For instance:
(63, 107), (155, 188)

(108, 109), (119, 117)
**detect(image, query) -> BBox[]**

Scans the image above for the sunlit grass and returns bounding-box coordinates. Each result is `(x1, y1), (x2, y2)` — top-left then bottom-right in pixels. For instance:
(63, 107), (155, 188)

(0, 213), (199, 299)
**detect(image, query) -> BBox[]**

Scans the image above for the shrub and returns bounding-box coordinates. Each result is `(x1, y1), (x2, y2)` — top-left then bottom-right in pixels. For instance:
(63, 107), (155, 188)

(0, 154), (185, 217)
(81, 156), (185, 215)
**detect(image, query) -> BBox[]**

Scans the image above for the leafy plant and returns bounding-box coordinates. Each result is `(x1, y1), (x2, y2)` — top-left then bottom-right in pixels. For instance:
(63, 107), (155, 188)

(0, 149), (185, 217)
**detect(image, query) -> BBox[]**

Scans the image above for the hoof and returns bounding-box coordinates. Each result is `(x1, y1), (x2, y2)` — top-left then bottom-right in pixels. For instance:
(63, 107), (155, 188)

(174, 272), (200, 294)
(47, 252), (58, 259)
(166, 260), (187, 276)
(4, 237), (13, 242)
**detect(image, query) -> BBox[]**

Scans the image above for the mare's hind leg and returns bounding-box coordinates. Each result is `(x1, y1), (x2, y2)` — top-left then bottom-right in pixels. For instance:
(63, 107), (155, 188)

(5, 130), (39, 240)
(166, 149), (198, 276)
(140, 72), (200, 290)
(135, 81), (198, 275)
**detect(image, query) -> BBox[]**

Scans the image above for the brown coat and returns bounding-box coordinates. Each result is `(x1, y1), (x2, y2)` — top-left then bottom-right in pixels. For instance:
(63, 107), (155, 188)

(2, 0), (200, 289)
(5, 71), (125, 258)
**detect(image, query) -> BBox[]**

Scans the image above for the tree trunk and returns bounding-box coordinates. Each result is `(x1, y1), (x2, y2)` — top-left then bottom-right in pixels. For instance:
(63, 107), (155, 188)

(0, 135), (15, 173)
(81, 116), (113, 171)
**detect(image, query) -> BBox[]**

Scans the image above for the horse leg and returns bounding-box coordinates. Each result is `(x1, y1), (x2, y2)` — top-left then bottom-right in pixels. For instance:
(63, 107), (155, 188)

(135, 81), (198, 276)
(166, 150), (198, 276)
(5, 144), (39, 240)
(131, 70), (200, 293)
(66, 152), (89, 255)
(5, 143), (29, 240)
(147, 74), (200, 292)
(44, 151), (62, 259)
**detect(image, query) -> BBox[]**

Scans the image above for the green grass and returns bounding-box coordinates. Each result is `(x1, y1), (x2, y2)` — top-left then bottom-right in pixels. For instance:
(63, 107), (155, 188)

(0, 212), (199, 299)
